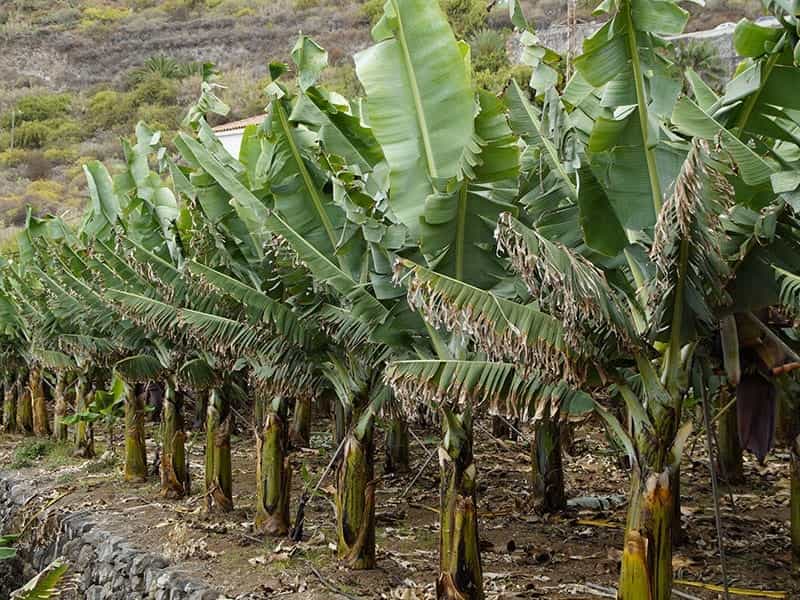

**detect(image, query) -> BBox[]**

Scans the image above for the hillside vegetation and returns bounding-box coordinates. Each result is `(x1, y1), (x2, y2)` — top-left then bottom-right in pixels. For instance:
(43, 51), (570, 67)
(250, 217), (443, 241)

(0, 0), (764, 242)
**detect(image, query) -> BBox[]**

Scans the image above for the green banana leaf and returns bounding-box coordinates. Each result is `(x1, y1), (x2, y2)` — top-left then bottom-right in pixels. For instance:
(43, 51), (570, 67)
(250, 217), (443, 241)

(354, 0), (475, 237)
(420, 91), (519, 288)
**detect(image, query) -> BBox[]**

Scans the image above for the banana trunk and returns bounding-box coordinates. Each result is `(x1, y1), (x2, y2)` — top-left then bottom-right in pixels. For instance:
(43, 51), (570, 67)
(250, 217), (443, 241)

(30, 366), (50, 437)
(438, 409), (483, 600)
(618, 466), (676, 600)
(16, 372), (32, 434)
(160, 379), (189, 498)
(531, 415), (565, 512)
(384, 417), (410, 474)
(74, 376), (94, 458)
(52, 372), (68, 442)
(3, 380), (16, 433)
(255, 402), (291, 536)
(205, 388), (233, 512)
(792, 435), (800, 576)
(336, 428), (376, 569)
(289, 395), (312, 449)
(124, 384), (148, 482)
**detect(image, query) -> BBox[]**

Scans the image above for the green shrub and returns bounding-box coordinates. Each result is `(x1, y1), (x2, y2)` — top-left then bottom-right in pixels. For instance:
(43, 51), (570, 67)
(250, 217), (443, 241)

(360, 0), (384, 24)
(0, 148), (28, 167)
(81, 5), (131, 27)
(136, 104), (181, 133)
(321, 63), (364, 99)
(10, 439), (53, 468)
(16, 180), (73, 221)
(9, 0), (52, 11)
(12, 120), (50, 149)
(1, 116), (85, 150)
(48, 118), (85, 144)
(2, 92), (71, 127)
(43, 145), (79, 165)
(473, 63), (531, 94)
(88, 76), (181, 135)
(23, 179), (64, 203)
(128, 73), (179, 108)
(363, 0), (486, 32)
(130, 0), (160, 9)
(440, 0), (486, 38)
(159, 0), (206, 17)
(216, 68), (269, 120)
(293, 0), (320, 9)
(36, 7), (80, 27)
(87, 90), (131, 132)
(470, 28), (509, 73)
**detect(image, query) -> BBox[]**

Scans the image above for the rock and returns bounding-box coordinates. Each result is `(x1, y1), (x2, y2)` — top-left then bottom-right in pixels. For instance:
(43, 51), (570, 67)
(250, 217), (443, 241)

(188, 591), (221, 600)
(0, 472), (220, 600)
(85, 584), (106, 600)
(96, 563), (115, 585)
(76, 543), (95, 570)
(157, 571), (175, 589)
(156, 589), (171, 600)
(9, 484), (29, 504)
(97, 535), (124, 562)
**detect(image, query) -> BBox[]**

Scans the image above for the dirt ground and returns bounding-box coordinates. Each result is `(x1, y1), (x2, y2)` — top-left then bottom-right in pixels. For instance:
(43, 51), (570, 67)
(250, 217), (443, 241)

(0, 414), (795, 600)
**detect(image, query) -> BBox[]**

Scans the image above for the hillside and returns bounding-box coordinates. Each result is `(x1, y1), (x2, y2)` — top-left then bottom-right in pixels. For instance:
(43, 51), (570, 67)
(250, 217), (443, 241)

(0, 0), (765, 242)
(0, 1), (375, 90)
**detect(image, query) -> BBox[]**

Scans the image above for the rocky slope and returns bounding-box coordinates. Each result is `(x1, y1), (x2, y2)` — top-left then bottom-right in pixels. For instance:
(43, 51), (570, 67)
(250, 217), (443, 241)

(1, 4), (371, 91)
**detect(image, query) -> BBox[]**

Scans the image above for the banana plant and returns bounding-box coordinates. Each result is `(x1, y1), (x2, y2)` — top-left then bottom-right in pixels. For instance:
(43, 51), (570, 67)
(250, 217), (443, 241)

(173, 91), (333, 526)
(205, 385), (233, 512)
(573, 0), (689, 246)
(63, 379), (125, 454)
(388, 143), (719, 599)
(254, 392), (292, 534)
(2, 373), (16, 433)
(0, 280), (25, 434)
(674, 8), (800, 466)
(354, 0), (476, 238)
(16, 369), (32, 434)
(175, 49), (423, 560)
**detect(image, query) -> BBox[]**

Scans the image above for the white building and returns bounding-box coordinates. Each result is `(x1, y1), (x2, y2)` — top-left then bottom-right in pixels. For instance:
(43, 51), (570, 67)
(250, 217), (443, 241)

(212, 115), (266, 159)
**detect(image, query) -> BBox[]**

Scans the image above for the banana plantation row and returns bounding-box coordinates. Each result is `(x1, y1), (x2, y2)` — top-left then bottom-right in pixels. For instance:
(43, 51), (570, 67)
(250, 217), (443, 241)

(2, 0), (800, 598)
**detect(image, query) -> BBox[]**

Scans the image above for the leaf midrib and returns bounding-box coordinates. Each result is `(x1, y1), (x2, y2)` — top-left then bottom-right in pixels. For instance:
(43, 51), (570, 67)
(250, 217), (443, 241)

(391, 0), (438, 178)
(624, 1), (663, 214)
(455, 183), (468, 280)
(274, 100), (339, 255)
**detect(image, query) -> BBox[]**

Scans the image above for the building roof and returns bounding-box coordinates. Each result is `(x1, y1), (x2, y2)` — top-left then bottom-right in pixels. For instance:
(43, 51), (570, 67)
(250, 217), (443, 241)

(212, 115), (266, 133)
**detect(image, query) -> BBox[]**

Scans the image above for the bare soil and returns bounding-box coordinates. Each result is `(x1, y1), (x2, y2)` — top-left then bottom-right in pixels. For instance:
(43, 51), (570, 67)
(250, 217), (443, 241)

(0, 414), (795, 599)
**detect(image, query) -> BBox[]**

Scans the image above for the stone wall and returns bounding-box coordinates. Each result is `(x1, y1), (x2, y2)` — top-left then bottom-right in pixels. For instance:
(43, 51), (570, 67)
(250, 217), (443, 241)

(0, 473), (222, 600)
